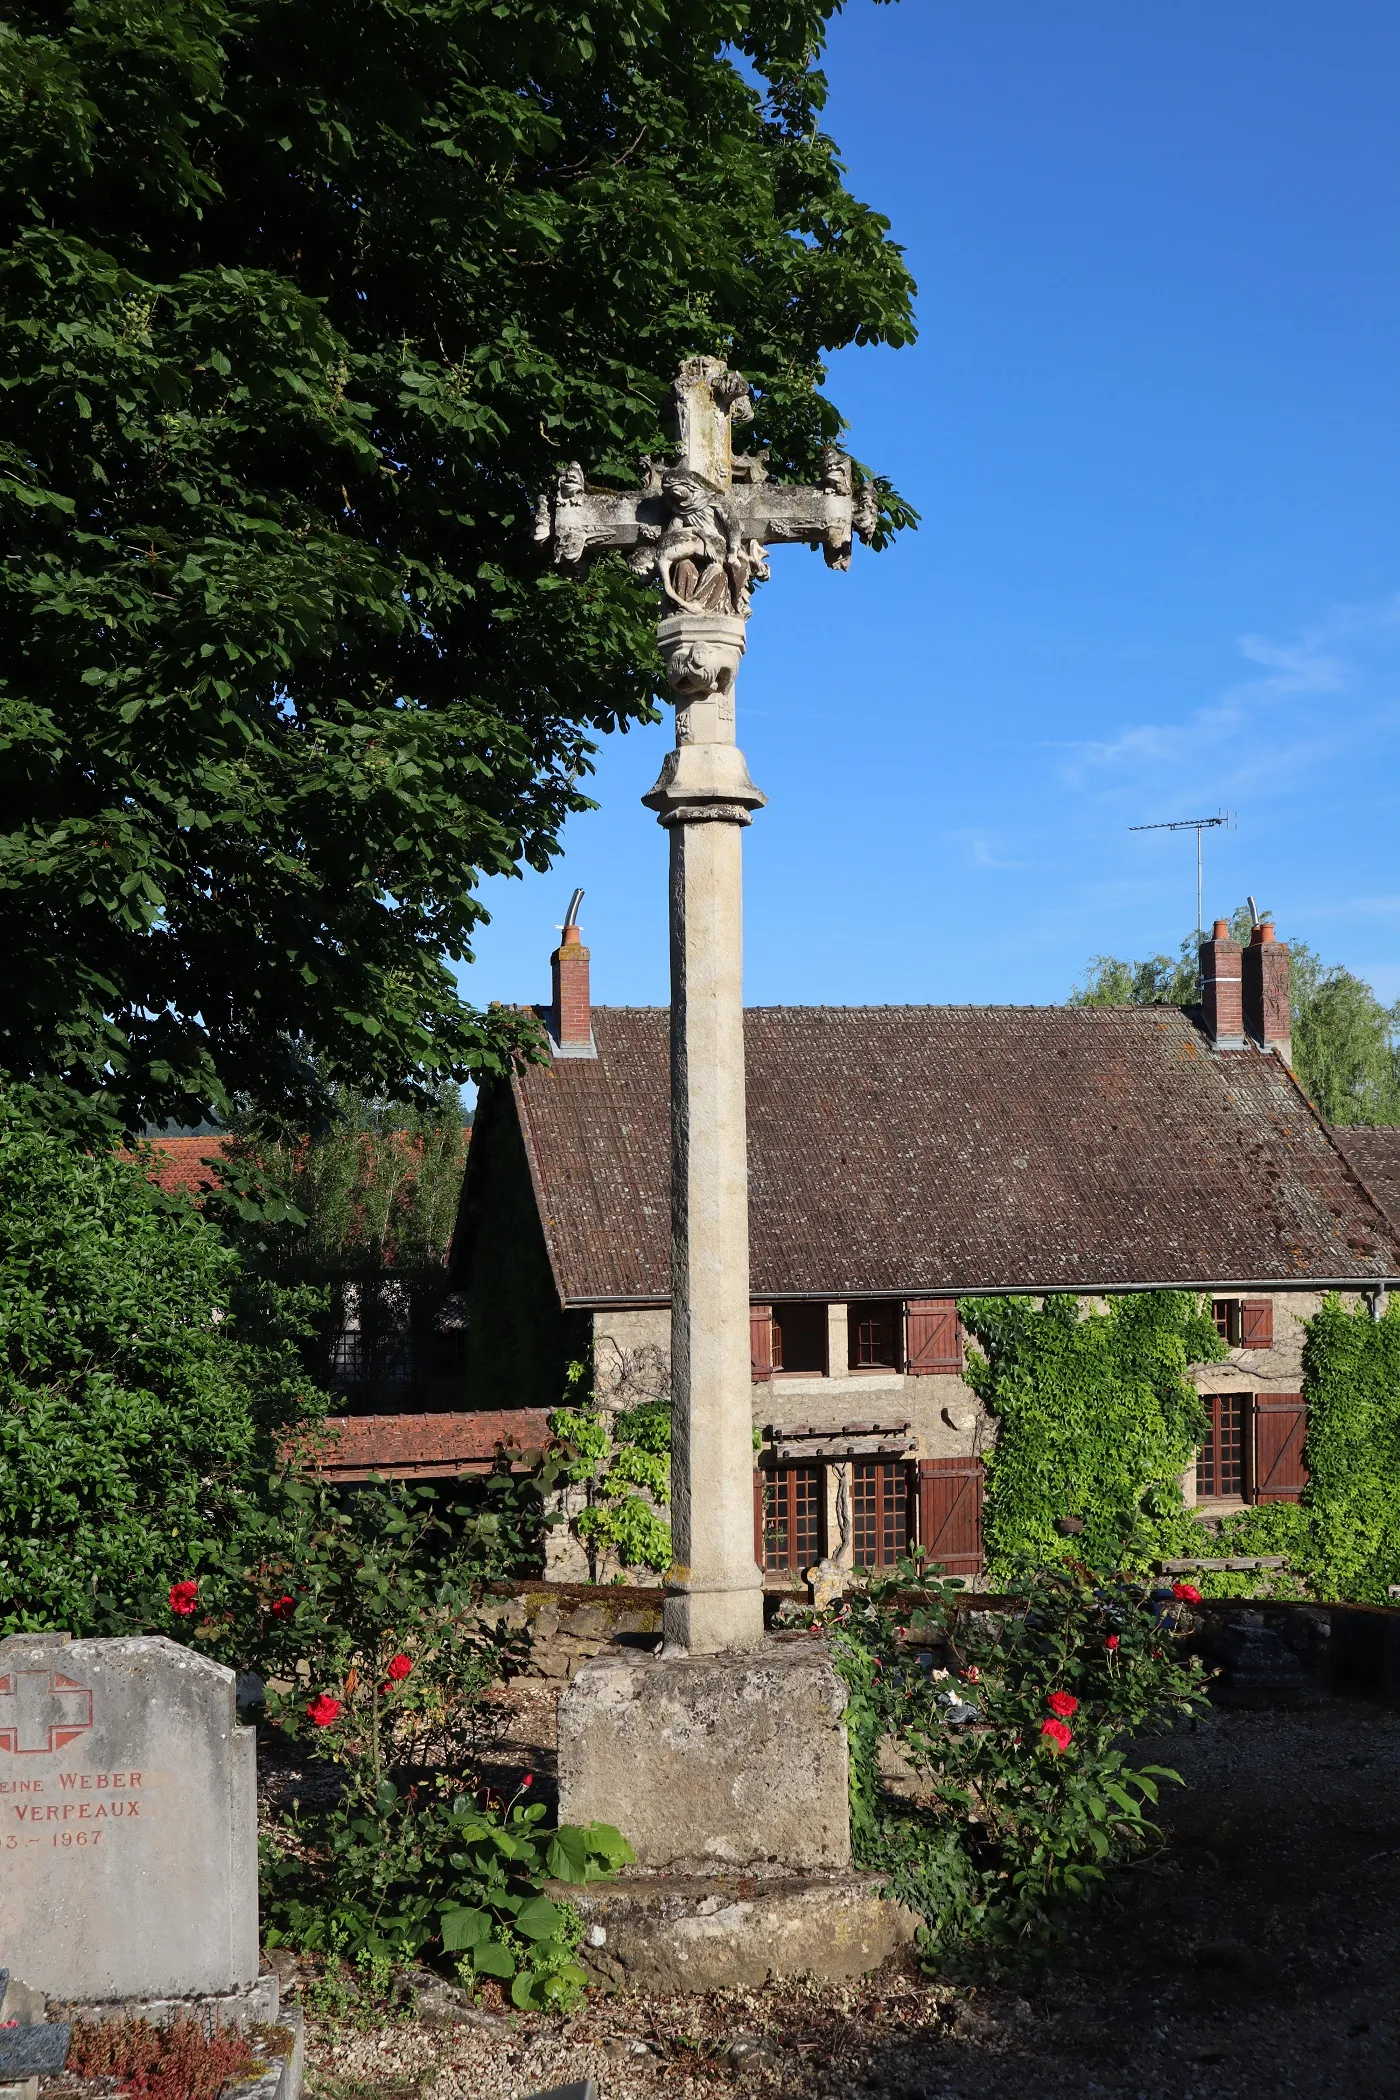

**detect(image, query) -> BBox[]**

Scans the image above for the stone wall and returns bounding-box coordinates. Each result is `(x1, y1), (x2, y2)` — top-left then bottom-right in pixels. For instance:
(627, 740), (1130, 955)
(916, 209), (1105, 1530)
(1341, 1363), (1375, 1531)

(477, 1582), (663, 1681)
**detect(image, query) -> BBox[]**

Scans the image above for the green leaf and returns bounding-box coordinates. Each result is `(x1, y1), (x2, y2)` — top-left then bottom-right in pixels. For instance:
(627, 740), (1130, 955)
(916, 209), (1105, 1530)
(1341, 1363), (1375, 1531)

(438, 1906), (492, 1952)
(471, 1941), (516, 1979)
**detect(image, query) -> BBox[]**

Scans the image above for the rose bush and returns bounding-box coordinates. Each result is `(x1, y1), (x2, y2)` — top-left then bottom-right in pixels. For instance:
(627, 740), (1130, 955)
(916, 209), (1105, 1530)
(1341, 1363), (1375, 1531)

(828, 1558), (1209, 1961)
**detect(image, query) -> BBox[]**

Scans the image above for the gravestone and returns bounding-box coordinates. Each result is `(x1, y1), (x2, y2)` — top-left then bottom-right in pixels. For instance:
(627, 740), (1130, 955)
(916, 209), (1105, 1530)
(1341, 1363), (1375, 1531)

(0, 1633), (258, 2003)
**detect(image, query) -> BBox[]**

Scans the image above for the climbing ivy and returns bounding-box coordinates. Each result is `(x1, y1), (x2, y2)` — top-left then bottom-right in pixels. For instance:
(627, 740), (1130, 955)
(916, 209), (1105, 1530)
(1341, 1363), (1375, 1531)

(1208, 1295), (1400, 1602)
(961, 1293), (1224, 1579)
(548, 1375), (672, 1577)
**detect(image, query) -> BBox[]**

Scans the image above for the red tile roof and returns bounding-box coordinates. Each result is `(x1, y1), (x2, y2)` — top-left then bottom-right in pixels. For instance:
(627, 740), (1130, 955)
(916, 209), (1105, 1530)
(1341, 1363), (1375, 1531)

(138, 1135), (231, 1200)
(497, 1006), (1400, 1304)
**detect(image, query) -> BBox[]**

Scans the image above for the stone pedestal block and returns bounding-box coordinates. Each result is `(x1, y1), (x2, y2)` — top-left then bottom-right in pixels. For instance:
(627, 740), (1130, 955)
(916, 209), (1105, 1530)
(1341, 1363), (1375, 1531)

(557, 1871), (919, 1994)
(557, 1640), (851, 1871)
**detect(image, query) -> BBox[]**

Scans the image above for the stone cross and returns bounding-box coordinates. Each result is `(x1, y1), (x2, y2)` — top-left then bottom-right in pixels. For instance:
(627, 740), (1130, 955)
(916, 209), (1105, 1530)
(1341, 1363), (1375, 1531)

(536, 357), (876, 1653)
(0, 1668), (93, 1755)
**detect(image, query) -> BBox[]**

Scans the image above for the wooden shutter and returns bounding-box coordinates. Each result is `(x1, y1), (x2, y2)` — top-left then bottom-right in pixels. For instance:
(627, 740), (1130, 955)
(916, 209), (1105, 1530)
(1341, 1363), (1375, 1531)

(750, 1304), (773, 1382)
(916, 1457), (984, 1577)
(754, 1469), (765, 1565)
(1254, 1394), (1307, 1502)
(1240, 1299), (1274, 1349)
(905, 1299), (961, 1374)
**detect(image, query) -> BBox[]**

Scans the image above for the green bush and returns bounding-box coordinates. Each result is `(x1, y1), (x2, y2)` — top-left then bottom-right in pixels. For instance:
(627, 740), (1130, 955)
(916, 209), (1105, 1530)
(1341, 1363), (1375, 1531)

(239, 1476), (629, 2004)
(829, 1561), (1208, 1959)
(0, 1092), (315, 1635)
(961, 1292), (1222, 1578)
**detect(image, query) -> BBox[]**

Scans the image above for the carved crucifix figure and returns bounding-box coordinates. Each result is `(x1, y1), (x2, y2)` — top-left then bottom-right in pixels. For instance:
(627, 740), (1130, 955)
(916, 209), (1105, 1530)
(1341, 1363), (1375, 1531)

(536, 358), (876, 1654)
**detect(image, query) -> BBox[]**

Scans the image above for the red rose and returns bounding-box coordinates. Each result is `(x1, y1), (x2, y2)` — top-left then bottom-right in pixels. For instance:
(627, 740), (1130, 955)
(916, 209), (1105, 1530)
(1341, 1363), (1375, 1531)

(964, 1665), (981, 1683)
(270, 1595), (294, 1622)
(1039, 1716), (1072, 1753)
(1172, 1581), (1203, 1603)
(306, 1694), (341, 1728)
(1046, 1691), (1079, 1719)
(1105, 1634), (1120, 1651)
(522, 1774), (533, 1788)
(168, 1580), (199, 1617)
(385, 1653), (413, 1683)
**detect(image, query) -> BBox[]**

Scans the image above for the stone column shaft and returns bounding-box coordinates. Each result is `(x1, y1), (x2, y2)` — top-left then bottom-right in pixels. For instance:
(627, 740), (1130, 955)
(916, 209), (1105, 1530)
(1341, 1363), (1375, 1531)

(663, 814), (764, 1653)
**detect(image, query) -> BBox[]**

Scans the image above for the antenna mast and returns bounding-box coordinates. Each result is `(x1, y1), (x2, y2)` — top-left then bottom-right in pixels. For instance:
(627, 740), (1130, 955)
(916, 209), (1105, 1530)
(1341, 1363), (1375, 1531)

(1128, 812), (1235, 947)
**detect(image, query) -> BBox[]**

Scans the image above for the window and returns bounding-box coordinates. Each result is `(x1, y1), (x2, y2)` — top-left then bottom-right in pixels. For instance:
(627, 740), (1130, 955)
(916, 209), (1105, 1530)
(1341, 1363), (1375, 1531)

(852, 1459), (908, 1568)
(1197, 1394), (1247, 1499)
(772, 1303), (828, 1375)
(849, 1301), (903, 1371)
(761, 1466), (824, 1573)
(1212, 1299), (1241, 1345)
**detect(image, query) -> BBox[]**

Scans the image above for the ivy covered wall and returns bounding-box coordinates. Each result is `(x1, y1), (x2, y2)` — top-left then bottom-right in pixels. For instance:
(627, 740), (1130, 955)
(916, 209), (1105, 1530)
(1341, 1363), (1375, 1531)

(961, 1288), (1400, 1604)
(960, 1291), (1224, 1578)
(1211, 1296), (1400, 1602)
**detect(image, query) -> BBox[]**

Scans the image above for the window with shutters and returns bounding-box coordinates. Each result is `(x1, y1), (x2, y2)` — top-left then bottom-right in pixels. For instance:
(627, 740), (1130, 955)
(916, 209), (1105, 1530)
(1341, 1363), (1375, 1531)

(1212, 1299), (1241, 1345)
(849, 1301), (903, 1371)
(905, 1299), (962, 1375)
(750, 1304), (773, 1382)
(760, 1465), (824, 1573)
(852, 1459), (908, 1568)
(1197, 1393), (1247, 1499)
(772, 1302), (828, 1375)
(917, 1457), (985, 1576)
(1254, 1394), (1307, 1501)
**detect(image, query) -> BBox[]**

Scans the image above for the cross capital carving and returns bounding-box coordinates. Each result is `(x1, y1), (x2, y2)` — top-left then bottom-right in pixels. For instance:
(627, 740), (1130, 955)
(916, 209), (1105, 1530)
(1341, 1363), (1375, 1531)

(533, 358), (879, 635)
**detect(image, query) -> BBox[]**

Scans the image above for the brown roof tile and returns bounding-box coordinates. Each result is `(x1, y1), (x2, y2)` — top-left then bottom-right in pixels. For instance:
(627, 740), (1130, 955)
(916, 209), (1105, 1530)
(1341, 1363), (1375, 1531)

(1329, 1126), (1400, 1232)
(508, 1006), (1400, 1304)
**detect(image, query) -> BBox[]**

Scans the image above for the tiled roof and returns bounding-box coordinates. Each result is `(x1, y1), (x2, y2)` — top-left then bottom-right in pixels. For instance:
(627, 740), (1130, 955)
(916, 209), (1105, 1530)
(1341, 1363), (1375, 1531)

(1329, 1127), (1400, 1232)
(138, 1135), (231, 1200)
(504, 1006), (1400, 1304)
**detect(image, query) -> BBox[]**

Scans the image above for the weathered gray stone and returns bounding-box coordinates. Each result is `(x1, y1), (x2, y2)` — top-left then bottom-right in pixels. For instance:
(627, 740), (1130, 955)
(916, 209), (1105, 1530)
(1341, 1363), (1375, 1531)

(0, 1634), (258, 2001)
(557, 1871), (918, 1993)
(558, 1641), (850, 1870)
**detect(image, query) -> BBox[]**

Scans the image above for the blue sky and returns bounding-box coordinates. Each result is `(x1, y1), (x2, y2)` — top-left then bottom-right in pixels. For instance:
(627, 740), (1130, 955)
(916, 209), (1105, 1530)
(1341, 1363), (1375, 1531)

(459, 0), (1400, 1021)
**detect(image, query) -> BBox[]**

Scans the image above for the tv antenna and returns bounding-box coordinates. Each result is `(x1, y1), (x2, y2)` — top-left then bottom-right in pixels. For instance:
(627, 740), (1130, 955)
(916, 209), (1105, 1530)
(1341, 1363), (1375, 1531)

(1129, 812), (1235, 947)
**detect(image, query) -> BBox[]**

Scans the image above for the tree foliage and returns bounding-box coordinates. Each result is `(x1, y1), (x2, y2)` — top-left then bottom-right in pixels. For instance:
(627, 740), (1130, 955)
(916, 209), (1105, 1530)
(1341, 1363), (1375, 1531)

(1071, 905), (1400, 1125)
(0, 0), (916, 1140)
(961, 1292), (1222, 1579)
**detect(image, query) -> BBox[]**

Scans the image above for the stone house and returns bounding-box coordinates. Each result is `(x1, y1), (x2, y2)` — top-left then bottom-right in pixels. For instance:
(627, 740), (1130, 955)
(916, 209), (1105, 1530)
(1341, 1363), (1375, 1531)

(451, 918), (1400, 1582)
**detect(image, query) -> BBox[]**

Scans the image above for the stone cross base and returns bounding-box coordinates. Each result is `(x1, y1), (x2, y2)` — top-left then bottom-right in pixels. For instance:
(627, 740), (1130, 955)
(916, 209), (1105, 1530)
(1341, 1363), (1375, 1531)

(557, 1639), (851, 1872)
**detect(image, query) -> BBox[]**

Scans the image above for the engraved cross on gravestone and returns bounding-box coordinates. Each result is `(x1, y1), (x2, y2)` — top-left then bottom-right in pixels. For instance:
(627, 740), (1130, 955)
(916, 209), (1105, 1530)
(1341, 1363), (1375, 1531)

(0, 1669), (94, 1755)
(535, 359), (877, 1654)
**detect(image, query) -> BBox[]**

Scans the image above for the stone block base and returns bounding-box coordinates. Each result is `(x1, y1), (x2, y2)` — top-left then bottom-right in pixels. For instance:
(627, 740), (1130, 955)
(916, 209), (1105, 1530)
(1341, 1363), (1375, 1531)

(557, 1638), (851, 1871)
(555, 1872), (920, 1994)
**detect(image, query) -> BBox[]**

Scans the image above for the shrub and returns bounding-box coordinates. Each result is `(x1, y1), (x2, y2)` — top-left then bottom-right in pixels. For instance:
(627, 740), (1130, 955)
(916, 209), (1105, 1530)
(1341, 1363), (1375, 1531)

(0, 1092), (316, 1636)
(219, 1471), (629, 2006)
(829, 1560), (1209, 1959)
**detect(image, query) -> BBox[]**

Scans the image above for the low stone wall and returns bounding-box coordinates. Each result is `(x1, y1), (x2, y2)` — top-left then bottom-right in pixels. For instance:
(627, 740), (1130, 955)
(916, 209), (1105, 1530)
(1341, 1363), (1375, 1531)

(477, 1581), (662, 1681)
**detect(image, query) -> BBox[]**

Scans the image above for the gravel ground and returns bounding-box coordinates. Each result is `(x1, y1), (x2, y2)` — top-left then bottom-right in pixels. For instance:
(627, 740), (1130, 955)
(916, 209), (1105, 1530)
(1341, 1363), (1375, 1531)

(300, 1696), (1400, 2100)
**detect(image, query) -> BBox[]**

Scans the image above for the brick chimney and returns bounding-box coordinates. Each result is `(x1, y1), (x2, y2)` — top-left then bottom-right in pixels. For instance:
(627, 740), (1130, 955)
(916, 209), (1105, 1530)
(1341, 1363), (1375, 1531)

(1199, 919), (1245, 1049)
(549, 891), (595, 1058)
(1242, 920), (1292, 1065)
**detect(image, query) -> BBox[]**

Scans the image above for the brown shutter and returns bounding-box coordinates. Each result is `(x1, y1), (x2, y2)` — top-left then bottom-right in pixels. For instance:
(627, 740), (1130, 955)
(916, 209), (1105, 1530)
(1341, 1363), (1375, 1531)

(1240, 1299), (1274, 1349)
(1254, 1394), (1307, 1502)
(916, 1457), (984, 1576)
(750, 1304), (773, 1381)
(905, 1299), (961, 1374)
(754, 1469), (765, 1565)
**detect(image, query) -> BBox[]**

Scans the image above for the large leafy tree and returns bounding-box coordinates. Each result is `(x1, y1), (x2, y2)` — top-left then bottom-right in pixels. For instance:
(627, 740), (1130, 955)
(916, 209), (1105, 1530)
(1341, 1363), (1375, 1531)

(1071, 906), (1400, 1124)
(0, 0), (915, 1138)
